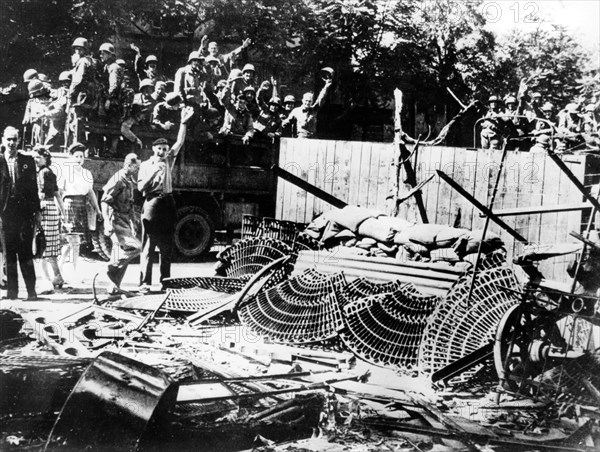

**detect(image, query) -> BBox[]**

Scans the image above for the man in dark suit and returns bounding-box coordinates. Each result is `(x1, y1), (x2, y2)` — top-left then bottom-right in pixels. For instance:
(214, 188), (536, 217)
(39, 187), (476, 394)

(1, 126), (40, 300)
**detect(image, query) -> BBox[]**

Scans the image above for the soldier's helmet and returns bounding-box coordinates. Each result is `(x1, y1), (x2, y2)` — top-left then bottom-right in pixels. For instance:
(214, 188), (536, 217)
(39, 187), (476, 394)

(228, 69), (243, 81)
(269, 97), (282, 106)
(187, 51), (202, 63)
(505, 96), (517, 105)
(242, 63), (256, 74)
(283, 95), (296, 104)
(488, 95), (498, 103)
(99, 43), (115, 54)
(145, 55), (158, 65)
(541, 102), (554, 111)
(72, 37), (89, 49)
(565, 103), (580, 114)
(139, 79), (155, 90)
(205, 56), (220, 66)
(23, 69), (38, 83)
(28, 79), (48, 98)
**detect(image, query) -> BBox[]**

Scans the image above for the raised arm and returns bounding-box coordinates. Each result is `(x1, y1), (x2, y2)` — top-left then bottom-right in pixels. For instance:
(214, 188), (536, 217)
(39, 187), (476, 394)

(169, 106), (195, 161)
(311, 79), (332, 111)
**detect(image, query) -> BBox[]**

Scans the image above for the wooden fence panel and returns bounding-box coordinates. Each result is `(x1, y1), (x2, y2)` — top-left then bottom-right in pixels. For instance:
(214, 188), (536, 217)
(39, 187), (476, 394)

(276, 139), (587, 282)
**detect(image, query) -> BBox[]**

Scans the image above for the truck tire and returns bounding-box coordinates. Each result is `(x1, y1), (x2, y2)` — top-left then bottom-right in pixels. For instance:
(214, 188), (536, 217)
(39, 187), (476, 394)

(174, 206), (214, 259)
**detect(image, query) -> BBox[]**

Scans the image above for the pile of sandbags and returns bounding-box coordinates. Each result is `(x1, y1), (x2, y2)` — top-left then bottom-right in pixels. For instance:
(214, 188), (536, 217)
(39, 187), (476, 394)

(302, 206), (504, 264)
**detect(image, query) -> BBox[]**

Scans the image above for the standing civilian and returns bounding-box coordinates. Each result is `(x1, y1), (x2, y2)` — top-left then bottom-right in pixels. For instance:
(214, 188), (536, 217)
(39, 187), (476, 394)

(1, 127), (40, 300)
(33, 146), (65, 293)
(138, 106), (194, 292)
(102, 153), (141, 294)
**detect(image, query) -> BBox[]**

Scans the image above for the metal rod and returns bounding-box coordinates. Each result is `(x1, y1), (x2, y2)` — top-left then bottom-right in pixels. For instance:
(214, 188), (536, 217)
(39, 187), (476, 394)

(465, 142), (510, 309)
(436, 170), (528, 243)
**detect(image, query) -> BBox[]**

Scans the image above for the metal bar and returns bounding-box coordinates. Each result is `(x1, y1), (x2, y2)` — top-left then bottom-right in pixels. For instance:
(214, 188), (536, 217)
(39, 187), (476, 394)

(465, 142), (510, 308)
(431, 342), (494, 383)
(437, 169), (528, 243)
(275, 165), (347, 209)
(481, 203), (591, 217)
(178, 370), (328, 386)
(177, 375), (358, 404)
(547, 152), (600, 212)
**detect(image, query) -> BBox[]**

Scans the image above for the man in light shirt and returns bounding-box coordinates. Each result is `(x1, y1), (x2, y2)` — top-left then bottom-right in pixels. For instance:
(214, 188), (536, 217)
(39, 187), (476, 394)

(137, 106), (194, 292)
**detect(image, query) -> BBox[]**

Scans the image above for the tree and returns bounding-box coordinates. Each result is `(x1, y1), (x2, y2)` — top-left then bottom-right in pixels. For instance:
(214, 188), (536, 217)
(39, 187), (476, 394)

(489, 24), (592, 106)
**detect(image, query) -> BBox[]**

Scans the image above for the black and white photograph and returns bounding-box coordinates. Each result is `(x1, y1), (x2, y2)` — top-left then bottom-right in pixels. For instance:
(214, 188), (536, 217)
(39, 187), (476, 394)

(0, 0), (599, 450)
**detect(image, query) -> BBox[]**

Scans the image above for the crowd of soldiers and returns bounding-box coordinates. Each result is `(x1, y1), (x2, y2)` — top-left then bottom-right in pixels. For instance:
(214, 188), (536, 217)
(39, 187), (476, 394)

(479, 90), (600, 152)
(21, 36), (334, 156)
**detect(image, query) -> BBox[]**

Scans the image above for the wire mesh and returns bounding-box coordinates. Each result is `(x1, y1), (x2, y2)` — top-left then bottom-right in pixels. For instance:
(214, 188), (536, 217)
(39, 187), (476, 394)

(339, 283), (440, 368)
(418, 254), (520, 383)
(237, 270), (346, 344)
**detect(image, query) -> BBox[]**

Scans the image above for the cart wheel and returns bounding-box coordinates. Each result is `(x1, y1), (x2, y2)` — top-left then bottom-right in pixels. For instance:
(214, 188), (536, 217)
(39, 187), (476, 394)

(174, 206), (214, 259)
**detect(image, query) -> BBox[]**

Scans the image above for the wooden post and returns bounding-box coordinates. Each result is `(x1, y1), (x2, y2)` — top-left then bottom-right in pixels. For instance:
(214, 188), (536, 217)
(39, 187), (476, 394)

(393, 89), (429, 223)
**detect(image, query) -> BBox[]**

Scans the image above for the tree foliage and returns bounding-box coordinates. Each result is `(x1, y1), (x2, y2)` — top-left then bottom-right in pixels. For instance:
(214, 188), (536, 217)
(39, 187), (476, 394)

(1, 0), (595, 129)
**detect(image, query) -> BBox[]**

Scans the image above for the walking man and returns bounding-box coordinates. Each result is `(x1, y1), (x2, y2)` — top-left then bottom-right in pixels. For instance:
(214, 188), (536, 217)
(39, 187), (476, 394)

(138, 106), (194, 292)
(102, 153), (141, 295)
(1, 127), (40, 300)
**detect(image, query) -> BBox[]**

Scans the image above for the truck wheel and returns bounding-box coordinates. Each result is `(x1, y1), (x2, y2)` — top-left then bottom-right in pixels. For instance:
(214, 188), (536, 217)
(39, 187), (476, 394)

(174, 206), (214, 259)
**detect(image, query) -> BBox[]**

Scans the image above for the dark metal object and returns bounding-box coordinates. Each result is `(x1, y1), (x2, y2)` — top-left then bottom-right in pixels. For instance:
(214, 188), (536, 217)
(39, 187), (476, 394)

(44, 351), (177, 452)
(431, 342), (494, 384)
(436, 169), (529, 243)
(275, 165), (347, 209)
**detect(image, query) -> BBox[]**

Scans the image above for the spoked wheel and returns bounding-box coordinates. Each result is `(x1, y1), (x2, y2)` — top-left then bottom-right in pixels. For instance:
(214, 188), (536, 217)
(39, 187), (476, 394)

(494, 303), (570, 398)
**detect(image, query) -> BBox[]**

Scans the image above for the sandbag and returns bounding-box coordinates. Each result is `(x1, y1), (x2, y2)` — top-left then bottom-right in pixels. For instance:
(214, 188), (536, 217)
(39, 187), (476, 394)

(357, 217), (395, 243)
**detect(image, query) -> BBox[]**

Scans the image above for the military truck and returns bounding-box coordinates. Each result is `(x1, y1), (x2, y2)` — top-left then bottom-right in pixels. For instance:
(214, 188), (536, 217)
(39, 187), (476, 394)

(52, 133), (279, 260)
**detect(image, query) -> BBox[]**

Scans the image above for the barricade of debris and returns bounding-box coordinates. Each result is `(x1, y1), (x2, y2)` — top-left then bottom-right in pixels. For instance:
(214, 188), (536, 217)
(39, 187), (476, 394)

(1, 210), (599, 451)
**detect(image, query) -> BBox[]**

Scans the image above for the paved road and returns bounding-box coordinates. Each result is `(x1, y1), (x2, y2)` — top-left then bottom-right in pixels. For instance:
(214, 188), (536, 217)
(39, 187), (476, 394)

(0, 254), (218, 310)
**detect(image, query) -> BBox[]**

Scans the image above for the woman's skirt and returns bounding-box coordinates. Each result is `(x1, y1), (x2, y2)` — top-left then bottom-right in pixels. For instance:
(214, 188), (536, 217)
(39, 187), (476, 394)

(40, 198), (61, 258)
(63, 195), (88, 235)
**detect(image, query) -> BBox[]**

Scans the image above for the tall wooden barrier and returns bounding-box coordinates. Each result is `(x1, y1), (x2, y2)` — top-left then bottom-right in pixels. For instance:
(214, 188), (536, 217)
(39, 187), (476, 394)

(276, 139), (597, 281)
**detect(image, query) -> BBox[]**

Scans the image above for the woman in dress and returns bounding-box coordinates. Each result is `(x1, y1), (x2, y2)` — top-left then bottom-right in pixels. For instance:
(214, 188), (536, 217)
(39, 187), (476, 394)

(58, 142), (102, 281)
(34, 146), (65, 292)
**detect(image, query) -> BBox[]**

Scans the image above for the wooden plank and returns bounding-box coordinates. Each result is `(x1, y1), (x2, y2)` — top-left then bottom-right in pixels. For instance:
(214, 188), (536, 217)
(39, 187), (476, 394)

(529, 152), (547, 249)
(284, 140), (302, 222)
(539, 155), (563, 279)
(375, 143), (393, 211)
(471, 148), (493, 231)
(461, 148), (479, 231)
(366, 142), (381, 209)
(275, 138), (289, 219)
(512, 151), (530, 255)
(448, 146), (465, 228)
(422, 146), (440, 223)
(330, 140), (348, 205)
(325, 139), (338, 202)
(436, 146), (457, 226)
(347, 140), (364, 207)
(303, 139), (319, 222)
(358, 140), (372, 210)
